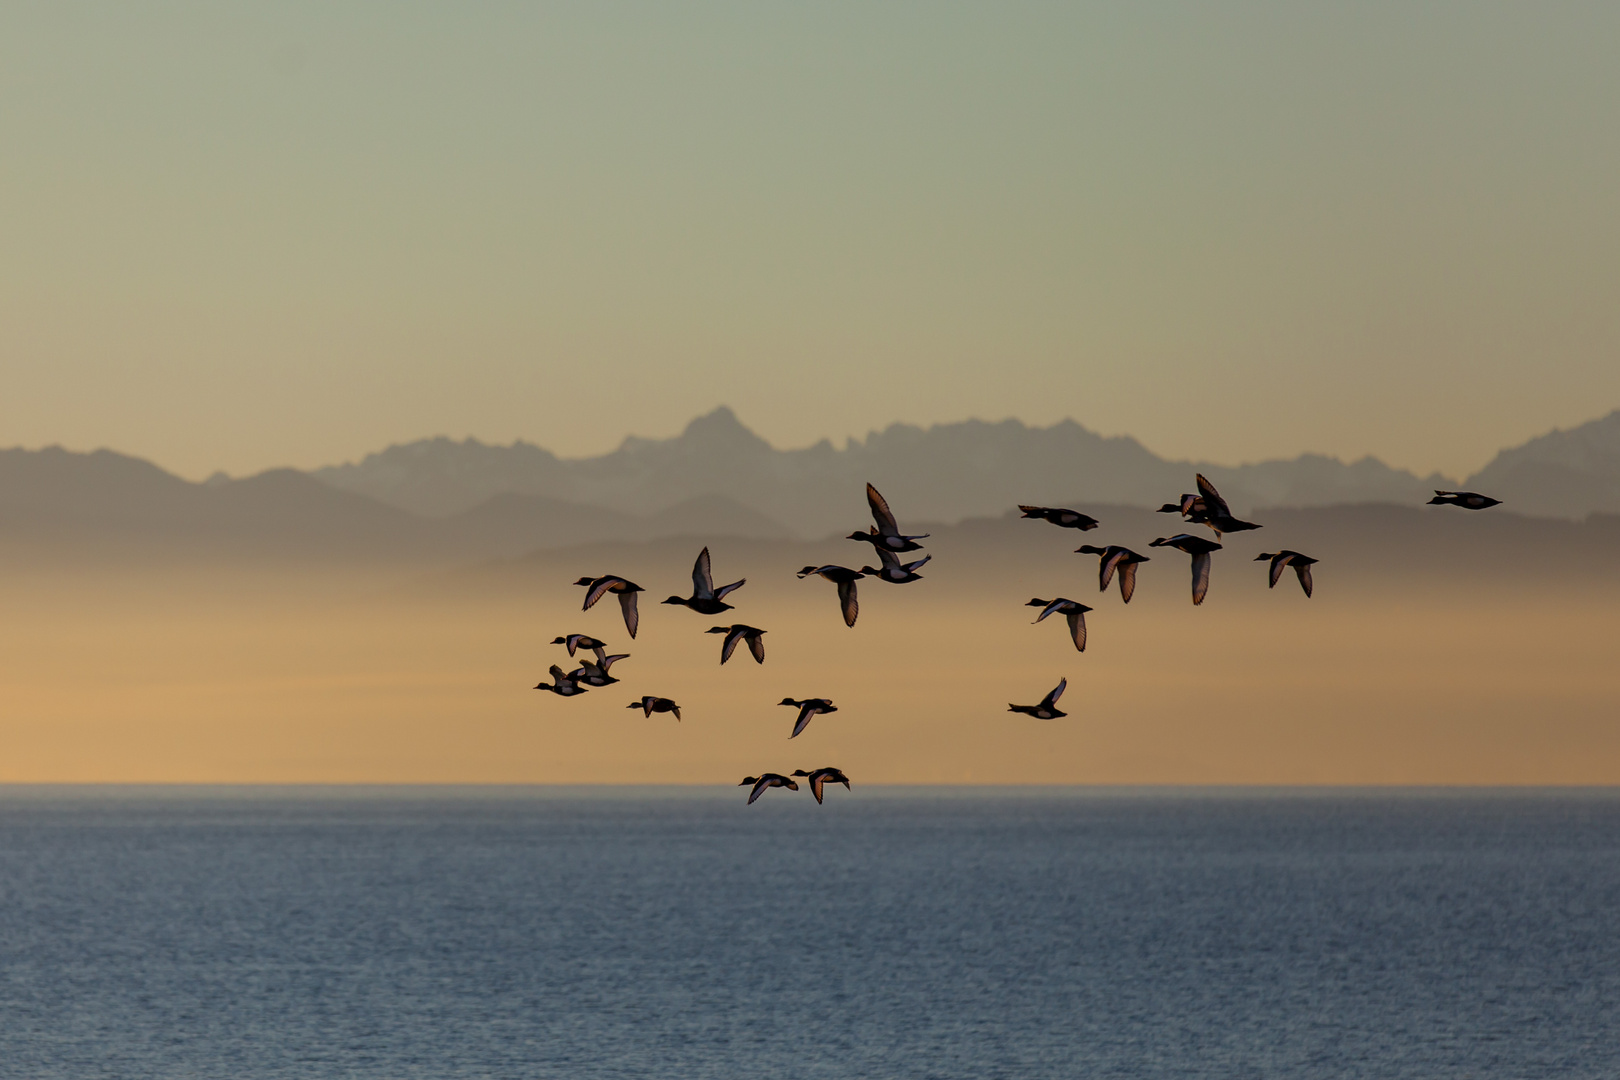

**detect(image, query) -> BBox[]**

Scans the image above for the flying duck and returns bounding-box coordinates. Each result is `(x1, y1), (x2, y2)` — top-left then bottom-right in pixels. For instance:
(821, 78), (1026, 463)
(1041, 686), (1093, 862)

(1157, 493), (1209, 520)
(575, 653), (630, 687)
(860, 546), (930, 584)
(779, 697), (838, 739)
(534, 664), (589, 697)
(1428, 490), (1502, 510)
(707, 624), (766, 665)
(1255, 551), (1318, 597)
(1017, 505), (1100, 531)
(573, 575), (645, 638)
(1149, 533), (1224, 605)
(1074, 544), (1150, 603)
(846, 483), (928, 553)
(797, 565), (865, 627)
(1191, 474), (1262, 536)
(791, 767), (851, 804)
(1008, 677), (1068, 719)
(662, 547), (746, 614)
(740, 772), (798, 804)
(550, 634), (608, 658)
(1026, 598), (1091, 652)
(627, 695), (681, 720)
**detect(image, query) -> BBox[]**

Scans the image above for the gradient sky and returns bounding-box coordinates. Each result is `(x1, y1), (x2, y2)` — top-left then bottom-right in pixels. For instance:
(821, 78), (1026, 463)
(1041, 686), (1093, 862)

(3, 1), (1617, 480)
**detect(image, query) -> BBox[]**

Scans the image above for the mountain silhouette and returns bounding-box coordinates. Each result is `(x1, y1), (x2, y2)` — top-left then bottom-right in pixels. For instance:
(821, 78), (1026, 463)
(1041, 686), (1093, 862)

(312, 406), (1454, 535)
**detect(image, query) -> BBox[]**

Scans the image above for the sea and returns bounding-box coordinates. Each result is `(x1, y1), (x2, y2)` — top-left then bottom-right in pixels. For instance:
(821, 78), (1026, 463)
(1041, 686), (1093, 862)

(0, 787), (1615, 1079)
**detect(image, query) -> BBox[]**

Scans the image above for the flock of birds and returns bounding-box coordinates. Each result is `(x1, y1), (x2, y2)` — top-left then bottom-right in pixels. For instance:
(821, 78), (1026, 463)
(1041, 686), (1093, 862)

(537, 479), (1502, 802)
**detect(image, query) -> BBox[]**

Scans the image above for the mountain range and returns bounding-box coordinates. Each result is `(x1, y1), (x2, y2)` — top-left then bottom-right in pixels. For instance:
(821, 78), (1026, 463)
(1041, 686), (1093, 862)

(3, 406), (1619, 564)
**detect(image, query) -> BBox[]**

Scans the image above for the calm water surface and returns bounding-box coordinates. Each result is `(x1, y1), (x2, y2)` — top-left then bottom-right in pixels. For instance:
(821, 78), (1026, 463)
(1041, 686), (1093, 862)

(0, 787), (1615, 1079)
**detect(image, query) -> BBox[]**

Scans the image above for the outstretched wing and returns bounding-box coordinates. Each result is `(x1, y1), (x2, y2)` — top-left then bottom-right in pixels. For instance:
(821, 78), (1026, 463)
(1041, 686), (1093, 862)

(902, 554), (931, 574)
(1191, 552), (1212, 606)
(692, 547), (715, 597)
(875, 545), (900, 569)
(1118, 560), (1139, 604)
(747, 631), (766, 664)
(618, 591), (639, 638)
(714, 578), (746, 600)
(1041, 677), (1068, 709)
(1099, 551), (1121, 592)
(1066, 609), (1087, 652)
(1267, 554), (1289, 589)
(582, 576), (617, 610)
(1195, 474), (1232, 518)
(791, 705), (815, 739)
(837, 579), (859, 628)
(866, 483), (899, 535)
(719, 629), (741, 664)
(747, 777), (769, 804)
(1296, 562), (1314, 598)
(809, 774), (826, 803)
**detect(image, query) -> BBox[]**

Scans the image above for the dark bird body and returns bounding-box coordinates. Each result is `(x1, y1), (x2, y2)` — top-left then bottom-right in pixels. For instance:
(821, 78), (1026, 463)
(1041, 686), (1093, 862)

(1008, 677), (1068, 719)
(860, 546), (930, 584)
(575, 653), (629, 687)
(1428, 490), (1502, 510)
(574, 575), (645, 638)
(1075, 545), (1150, 603)
(740, 773), (798, 803)
(550, 634), (607, 659)
(1018, 505), (1100, 531)
(534, 664), (589, 697)
(846, 483), (928, 553)
(798, 565), (865, 627)
(662, 547), (746, 615)
(708, 624), (767, 664)
(1194, 474), (1262, 537)
(779, 697), (838, 739)
(1150, 533), (1224, 605)
(627, 695), (681, 720)
(792, 767), (850, 804)
(1256, 551), (1318, 597)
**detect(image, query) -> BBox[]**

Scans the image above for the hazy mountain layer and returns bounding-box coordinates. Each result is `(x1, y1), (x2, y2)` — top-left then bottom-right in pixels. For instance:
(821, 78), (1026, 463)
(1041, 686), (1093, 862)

(1467, 409), (1620, 518)
(312, 408), (1454, 534)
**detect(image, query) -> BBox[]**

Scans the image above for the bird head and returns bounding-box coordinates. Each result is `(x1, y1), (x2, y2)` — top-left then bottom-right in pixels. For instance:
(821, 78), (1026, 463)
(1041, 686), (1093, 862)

(660, 596), (686, 605)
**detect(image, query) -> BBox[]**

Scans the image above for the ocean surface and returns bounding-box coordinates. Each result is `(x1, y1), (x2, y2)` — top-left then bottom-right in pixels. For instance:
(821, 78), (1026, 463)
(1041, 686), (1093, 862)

(0, 787), (1615, 1079)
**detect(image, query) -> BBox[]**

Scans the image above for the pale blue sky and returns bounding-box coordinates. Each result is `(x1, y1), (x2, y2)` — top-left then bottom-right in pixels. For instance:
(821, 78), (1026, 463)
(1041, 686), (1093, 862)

(2, 1), (1617, 478)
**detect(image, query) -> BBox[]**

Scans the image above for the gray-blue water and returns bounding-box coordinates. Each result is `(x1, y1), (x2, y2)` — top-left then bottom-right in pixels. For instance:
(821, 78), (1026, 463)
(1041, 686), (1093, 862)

(0, 788), (1615, 1079)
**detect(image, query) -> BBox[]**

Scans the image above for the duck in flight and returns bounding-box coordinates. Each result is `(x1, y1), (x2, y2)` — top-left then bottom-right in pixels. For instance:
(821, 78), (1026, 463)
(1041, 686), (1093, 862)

(1074, 545), (1150, 603)
(662, 547), (746, 615)
(740, 772), (799, 804)
(1255, 551), (1318, 597)
(1150, 533), (1224, 605)
(1008, 677), (1068, 719)
(550, 634), (608, 661)
(1193, 474), (1262, 537)
(627, 695), (681, 720)
(1026, 598), (1091, 652)
(846, 483), (928, 554)
(707, 624), (767, 665)
(797, 565), (865, 627)
(1018, 505), (1100, 531)
(1158, 493), (1209, 522)
(779, 697), (838, 739)
(574, 575), (645, 638)
(792, 767), (850, 804)
(575, 652), (630, 687)
(860, 546), (930, 584)
(1428, 490), (1502, 510)
(534, 664), (589, 697)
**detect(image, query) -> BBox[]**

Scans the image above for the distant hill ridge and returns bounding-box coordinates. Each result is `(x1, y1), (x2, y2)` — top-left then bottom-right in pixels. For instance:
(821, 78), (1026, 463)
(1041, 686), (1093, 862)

(312, 406), (1459, 535)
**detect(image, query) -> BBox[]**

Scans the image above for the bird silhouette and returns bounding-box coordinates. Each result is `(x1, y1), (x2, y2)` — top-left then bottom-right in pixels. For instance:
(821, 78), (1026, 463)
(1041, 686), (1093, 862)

(846, 483), (928, 553)
(1255, 551), (1318, 597)
(662, 547), (746, 614)
(1150, 534), (1223, 605)
(574, 575), (644, 638)
(707, 624), (767, 665)
(779, 697), (838, 738)
(1008, 677), (1068, 719)
(1075, 545), (1150, 603)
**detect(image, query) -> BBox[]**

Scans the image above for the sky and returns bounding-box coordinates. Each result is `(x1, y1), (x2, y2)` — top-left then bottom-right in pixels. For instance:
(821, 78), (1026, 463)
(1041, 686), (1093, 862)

(2, 1), (1618, 481)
